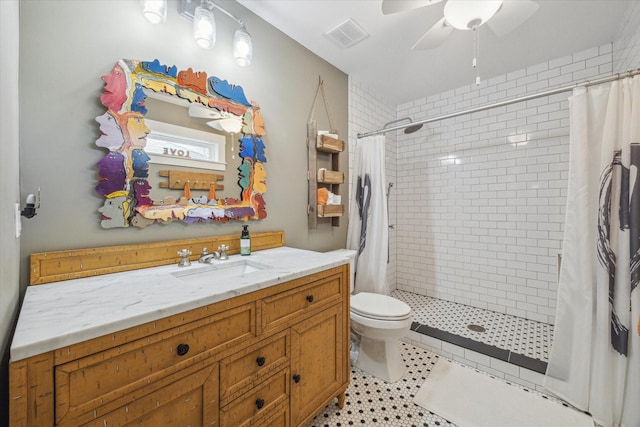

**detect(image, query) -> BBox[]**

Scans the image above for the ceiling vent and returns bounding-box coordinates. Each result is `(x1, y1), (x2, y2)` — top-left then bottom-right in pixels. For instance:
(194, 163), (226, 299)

(325, 18), (369, 48)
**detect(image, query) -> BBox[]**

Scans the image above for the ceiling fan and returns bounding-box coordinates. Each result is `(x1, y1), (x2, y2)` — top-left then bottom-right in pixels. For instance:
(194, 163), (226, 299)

(188, 104), (243, 134)
(382, 0), (539, 50)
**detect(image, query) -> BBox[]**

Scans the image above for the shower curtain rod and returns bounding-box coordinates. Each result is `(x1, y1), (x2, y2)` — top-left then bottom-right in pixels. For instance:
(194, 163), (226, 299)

(357, 68), (640, 139)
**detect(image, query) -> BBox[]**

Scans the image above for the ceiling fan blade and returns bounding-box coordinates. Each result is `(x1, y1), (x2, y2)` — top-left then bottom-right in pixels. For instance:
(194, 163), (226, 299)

(412, 17), (453, 50)
(188, 104), (222, 120)
(487, 0), (539, 37)
(206, 118), (242, 134)
(381, 0), (443, 15)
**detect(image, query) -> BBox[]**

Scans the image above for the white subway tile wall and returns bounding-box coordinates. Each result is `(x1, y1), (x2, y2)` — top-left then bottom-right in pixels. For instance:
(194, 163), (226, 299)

(348, 0), (640, 326)
(613, 1), (640, 73)
(392, 44), (613, 324)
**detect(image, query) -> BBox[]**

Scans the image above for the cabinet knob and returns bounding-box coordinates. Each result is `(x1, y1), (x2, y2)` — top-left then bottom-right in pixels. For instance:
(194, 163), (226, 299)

(306, 295), (314, 303)
(293, 374), (301, 383)
(256, 356), (266, 366)
(256, 398), (265, 409)
(176, 343), (190, 356)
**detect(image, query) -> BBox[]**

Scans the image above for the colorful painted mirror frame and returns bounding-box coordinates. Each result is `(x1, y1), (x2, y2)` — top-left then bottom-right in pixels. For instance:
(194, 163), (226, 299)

(95, 59), (267, 228)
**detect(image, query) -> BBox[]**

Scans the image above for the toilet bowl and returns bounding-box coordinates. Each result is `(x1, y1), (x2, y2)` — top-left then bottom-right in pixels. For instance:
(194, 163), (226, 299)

(350, 292), (412, 382)
(327, 249), (413, 383)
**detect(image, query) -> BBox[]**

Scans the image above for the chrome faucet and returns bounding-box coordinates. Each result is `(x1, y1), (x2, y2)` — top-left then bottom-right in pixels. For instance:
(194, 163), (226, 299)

(199, 247), (220, 263)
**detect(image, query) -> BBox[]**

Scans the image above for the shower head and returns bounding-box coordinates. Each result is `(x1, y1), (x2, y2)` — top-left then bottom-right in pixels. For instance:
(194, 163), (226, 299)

(404, 123), (423, 134)
(383, 117), (423, 134)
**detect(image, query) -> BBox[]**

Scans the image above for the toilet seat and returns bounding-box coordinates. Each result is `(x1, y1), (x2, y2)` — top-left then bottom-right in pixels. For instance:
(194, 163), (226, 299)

(350, 292), (412, 321)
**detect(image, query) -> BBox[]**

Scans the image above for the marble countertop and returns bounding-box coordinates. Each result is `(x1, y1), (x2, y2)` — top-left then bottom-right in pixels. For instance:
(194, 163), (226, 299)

(11, 247), (351, 362)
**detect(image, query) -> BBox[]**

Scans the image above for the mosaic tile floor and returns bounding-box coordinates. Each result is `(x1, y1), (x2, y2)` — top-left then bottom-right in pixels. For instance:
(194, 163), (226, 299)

(391, 290), (554, 362)
(305, 342), (449, 427)
(305, 342), (580, 427)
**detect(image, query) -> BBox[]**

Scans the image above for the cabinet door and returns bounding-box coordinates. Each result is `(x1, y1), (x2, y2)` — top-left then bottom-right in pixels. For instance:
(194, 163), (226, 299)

(290, 303), (344, 426)
(78, 363), (219, 427)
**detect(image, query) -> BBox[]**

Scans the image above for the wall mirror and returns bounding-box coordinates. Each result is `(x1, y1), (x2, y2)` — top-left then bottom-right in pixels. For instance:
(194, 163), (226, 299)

(95, 59), (267, 228)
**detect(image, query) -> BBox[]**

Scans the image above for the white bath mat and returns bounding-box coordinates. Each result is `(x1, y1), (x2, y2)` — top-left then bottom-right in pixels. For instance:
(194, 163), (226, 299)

(413, 359), (593, 427)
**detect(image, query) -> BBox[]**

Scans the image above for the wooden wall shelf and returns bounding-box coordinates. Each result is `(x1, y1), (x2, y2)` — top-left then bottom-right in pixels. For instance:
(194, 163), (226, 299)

(317, 169), (344, 184)
(317, 135), (344, 153)
(307, 120), (344, 229)
(317, 205), (344, 217)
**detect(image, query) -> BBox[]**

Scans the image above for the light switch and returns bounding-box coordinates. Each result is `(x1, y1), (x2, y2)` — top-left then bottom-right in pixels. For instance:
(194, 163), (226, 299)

(15, 203), (21, 238)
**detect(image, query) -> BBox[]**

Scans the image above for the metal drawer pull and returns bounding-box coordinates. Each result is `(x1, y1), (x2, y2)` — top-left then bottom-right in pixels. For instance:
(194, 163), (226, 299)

(293, 374), (301, 383)
(306, 295), (314, 303)
(176, 343), (190, 356)
(256, 398), (265, 409)
(256, 356), (266, 366)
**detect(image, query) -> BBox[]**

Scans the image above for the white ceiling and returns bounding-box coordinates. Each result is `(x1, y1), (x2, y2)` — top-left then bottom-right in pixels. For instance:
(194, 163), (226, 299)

(238, 0), (633, 106)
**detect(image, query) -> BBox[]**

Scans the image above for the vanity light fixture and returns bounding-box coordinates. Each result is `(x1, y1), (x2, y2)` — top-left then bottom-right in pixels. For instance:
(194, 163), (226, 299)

(233, 25), (253, 66)
(180, 0), (253, 66)
(141, 0), (253, 65)
(140, 0), (168, 24)
(193, 2), (216, 49)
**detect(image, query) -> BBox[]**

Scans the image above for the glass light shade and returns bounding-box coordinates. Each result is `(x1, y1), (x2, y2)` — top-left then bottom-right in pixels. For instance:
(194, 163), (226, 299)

(140, 0), (167, 24)
(233, 27), (253, 66)
(444, 0), (503, 30)
(194, 6), (216, 49)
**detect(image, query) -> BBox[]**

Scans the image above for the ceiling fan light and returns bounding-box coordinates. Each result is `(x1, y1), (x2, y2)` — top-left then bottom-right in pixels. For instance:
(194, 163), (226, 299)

(140, 0), (167, 24)
(444, 0), (503, 30)
(194, 5), (216, 49)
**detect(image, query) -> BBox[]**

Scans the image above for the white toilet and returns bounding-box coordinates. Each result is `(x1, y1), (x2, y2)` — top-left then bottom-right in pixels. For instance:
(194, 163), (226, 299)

(329, 249), (412, 383)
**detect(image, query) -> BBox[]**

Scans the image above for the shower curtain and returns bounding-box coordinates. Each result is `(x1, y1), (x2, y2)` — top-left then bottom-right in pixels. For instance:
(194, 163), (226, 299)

(544, 76), (640, 427)
(347, 134), (389, 295)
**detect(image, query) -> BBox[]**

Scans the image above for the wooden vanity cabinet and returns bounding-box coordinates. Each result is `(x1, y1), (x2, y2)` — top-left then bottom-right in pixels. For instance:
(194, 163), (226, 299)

(9, 264), (349, 427)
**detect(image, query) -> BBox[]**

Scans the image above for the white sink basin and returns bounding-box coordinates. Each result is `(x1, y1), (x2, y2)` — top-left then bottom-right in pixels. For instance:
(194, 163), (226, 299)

(171, 258), (270, 281)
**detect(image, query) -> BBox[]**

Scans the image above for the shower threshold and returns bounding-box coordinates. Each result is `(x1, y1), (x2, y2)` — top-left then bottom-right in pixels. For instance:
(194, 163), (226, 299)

(392, 290), (552, 374)
(410, 321), (548, 373)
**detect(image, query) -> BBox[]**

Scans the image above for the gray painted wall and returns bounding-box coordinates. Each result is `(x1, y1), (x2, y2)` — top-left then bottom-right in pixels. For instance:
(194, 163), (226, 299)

(18, 0), (349, 293)
(4, 1), (347, 420)
(0, 0), (20, 422)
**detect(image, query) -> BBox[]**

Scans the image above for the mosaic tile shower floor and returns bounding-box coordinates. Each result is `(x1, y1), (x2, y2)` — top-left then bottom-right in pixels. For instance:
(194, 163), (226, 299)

(305, 342), (576, 427)
(391, 290), (554, 362)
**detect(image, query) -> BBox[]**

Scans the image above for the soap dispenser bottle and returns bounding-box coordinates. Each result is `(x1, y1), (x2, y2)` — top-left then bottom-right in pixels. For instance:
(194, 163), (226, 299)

(240, 225), (251, 256)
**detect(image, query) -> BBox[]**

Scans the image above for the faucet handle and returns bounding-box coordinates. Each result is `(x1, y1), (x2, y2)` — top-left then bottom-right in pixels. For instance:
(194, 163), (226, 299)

(177, 249), (192, 267)
(217, 244), (229, 260)
(178, 249), (192, 257)
(201, 247), (209, 256)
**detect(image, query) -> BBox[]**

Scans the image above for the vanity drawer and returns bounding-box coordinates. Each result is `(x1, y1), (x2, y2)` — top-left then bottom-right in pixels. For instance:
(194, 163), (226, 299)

(220, 368), (289, 427)
(77, 363), (218, 427)
(261, 406), (290, 427)
(220, 330), (289, 406)
(55, 303), (255, 425)
(260, 270), (345, 333)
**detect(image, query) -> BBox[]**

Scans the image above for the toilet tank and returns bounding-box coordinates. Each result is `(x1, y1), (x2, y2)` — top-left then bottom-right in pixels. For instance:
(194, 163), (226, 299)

(326, 249), (357, 293)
